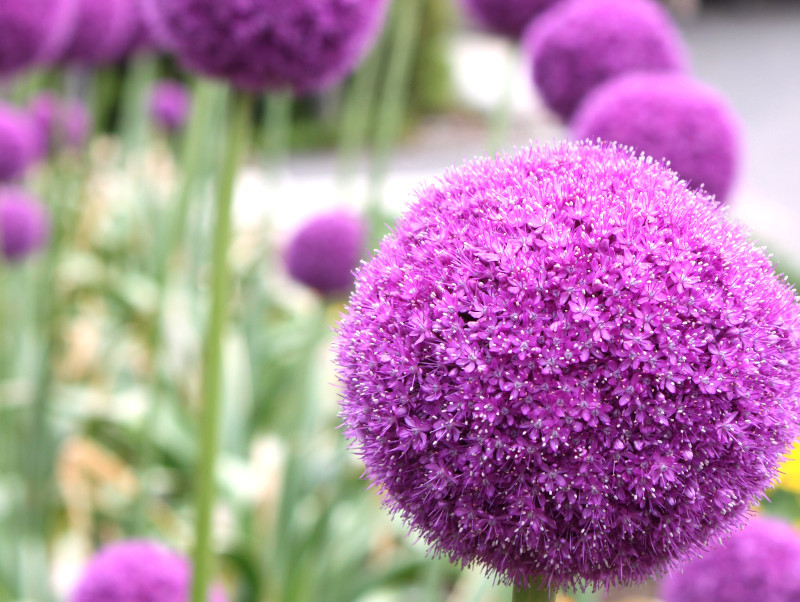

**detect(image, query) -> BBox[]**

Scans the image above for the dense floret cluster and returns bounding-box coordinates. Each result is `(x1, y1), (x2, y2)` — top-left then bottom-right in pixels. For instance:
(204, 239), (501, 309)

(572, 74), (741, 204)
(459, 0), (563, 38)
(141, 0), (390, 93)
(525, 0), (687, 120)
(336, 141), (800, 589)
(661, 517), (800, 602)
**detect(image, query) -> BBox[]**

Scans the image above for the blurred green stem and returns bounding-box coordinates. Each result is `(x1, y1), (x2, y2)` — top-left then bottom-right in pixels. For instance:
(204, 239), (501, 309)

(489, 43), (517, 154)
(190, 90), (252, 602)
(120, 56), (158, 154)
(262, 91), (293, 176)
(512, 587), (550, 602)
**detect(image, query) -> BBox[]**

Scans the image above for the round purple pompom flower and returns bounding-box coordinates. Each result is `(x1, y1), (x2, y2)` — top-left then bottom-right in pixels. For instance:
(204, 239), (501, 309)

(60, 0), (141, 65)
(459, 0), (564, 38)
(142, 0), (390, 93)
(524, 0), (688, 120)
(0, 190), (50, 262)
(335, 141), (800, 590)
(661, 517), (800, 602)
(0, 0), (79, 76)
(29, 94), (91, 157)
(150, 80), (191, 133)
(285, 210), (367, 297)
(71, 540), (228, 602)
(572, 74), (742, 204)
(0, 104), (40, 181)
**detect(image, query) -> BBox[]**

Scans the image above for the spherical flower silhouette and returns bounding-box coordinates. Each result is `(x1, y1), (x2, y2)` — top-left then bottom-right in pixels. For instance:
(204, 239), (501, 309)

(336, 141), (800, 590)
(141, 0), (390, 93)
(60, 0), (141, 65)
(524, 0), (687, 120)
(70, 540), (228, 602)
(0, 190), (50, 262)
(0, 104), (40, 181)
(150, 80), (191, 133)
(661, 516), (800, 602)
(0, 0), (79, 76)
(286, 210), (367, 297)
(572, 74), (741, 204)
(459, 0), (563, 38)
(29, 94), (91, 158)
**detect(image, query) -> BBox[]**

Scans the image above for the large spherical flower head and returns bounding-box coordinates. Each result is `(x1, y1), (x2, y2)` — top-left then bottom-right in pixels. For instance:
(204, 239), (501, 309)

(459, 0), (564, 38)
(150, 80), (191, 133)
(142, 0), (390, 93)
(661, 516), (800, 602)
(0, 105), (41, 181)
(285, 210), (367, 296)
(524, 0), (688, 120)
(0, 0), (79, 76)
(71, 540), (228, 602)
(336, 141), (800, 590)
(60, 0), (141, 64)
(572, 74), (742, 204)
(0, 191), (50, 262)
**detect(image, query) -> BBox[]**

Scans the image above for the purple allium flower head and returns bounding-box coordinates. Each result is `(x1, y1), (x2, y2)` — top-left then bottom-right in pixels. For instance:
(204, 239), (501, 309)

(572, 74), (742, 205)
(60, 0), (141, 65)
(661, 516), (800, 602)
(149, 80), (191, 133)
(524, 0), (688, 120)
(285, 210), (367, 297)
(29, 94), (91, 157)
(0, 190), (50, 262)
(141, 0), (390, 93)
(335, 141), (800, 590)
(0, 104), (40, 181)
(70, 540), (228, 602)
(459, 0), (564, 38)
(0, 0), (79, 76)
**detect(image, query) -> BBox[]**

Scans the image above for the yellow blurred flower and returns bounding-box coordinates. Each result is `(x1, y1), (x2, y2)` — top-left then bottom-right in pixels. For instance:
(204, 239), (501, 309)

(779, 441), (800, 495)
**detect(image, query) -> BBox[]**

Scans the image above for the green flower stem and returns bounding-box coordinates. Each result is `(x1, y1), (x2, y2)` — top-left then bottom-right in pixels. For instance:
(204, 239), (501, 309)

(489, 43), (517, 154)
(120, 56), (159, 155)
(262, 90), (293, 176)
(190, 90), (252, 602)
(512, 586), (552, 602)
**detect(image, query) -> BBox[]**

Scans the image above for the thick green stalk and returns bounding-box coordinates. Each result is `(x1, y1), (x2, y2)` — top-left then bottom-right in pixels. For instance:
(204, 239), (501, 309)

(489, 44), (517, 154)
(512, 586), (552, 602)
(190, 91), (252, 602)
(262, 91), (293, 176)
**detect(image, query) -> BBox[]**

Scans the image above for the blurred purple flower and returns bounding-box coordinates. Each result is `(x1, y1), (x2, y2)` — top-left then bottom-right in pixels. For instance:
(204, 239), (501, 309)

(29, 94), (91, 157)
(0, 104), (41, 181)
(149, 80), (191, 133)
(60, 0), (141, 65)
(0, 190), (50, 262)
(141, 0), (390, 93)
(662, 516), (800, 602)
(336, 141), (800, 590)
(285, 210), (367, 297)
(459, 0), (564, 38)
(0, 0), (79, 76)
(70, 540), (228, 602)
(571, 74), (742, 204)
(524, 0), (687, 120)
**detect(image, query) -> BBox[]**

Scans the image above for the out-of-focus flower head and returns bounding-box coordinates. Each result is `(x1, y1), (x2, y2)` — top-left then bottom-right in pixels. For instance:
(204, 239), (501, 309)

(149, 80), (191, 133)
(0, 0), (79, 76)
(661, 516), (800, 602)
(524, 0), (687, 120)
(459, 0), (564, 38)
(572, 74), (742, 204)
(29, 94), (91, 157)
(336, 141), (800, 590)
(0, 104), (41, 181)
(0, 190), (50, 262)
(285, 209), (367, 297)
(141, 0), (390, 93)
(70, 540), (228, 602)
(59, 0), (142, 65)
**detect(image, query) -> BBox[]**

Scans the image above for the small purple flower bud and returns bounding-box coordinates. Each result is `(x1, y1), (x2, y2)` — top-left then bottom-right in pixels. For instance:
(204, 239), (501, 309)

(149, 80), (191, 133)
(70, 540), (228, 602)
(0, 190), (50, 262)
(285, 210), (367, 297)
(662, 516), (800, 602)
(524, 0), (688, 120)
(458, 0), (564, 38)
(29, 94), (91, 157)
(0, 104), (41, 181)
(572, 74), (742, 204)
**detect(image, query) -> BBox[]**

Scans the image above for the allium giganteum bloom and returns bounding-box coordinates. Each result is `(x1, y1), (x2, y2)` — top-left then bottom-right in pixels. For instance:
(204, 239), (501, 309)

(459, 0), (563, 38)
(524, 0), (687, 120)
(60, 0), (142, 65)
(141, 0), (390, 93)
(0, 0), (78, 76)
(0, 104), (40, 181)
(71, 540), (228, 602)
(572, 74), (741, 204)
(0, 190), (50, 262)
(661, 517), (800, 602)
(285, 210), (367, 296)
(336, 141), (800, 590)
(149, 80), (191, 133)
